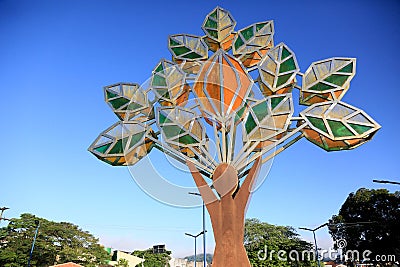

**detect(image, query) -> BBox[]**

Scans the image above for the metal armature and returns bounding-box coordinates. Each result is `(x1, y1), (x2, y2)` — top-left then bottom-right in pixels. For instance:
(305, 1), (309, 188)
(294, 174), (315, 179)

(88, 6), (381, 267)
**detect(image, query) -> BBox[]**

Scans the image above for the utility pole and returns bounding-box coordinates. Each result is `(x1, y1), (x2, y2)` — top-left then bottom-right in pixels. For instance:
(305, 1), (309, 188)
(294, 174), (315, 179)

(27, 220), (40, 267)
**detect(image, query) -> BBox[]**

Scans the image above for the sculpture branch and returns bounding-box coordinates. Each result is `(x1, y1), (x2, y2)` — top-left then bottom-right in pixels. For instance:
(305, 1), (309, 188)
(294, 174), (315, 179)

(235, 122), (307, 171)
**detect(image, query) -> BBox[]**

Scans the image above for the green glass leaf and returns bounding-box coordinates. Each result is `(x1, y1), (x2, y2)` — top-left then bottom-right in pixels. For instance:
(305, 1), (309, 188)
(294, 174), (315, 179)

(307, 117), (328, 133)
(126, 102), (142, 111)
(155, 63), (164, 73)
(245, 114), (257, 134)
(309, 82), (336, 92)
(205, 18), (217, 29)
(179, 134), (198, 145)
(171, 46), (191, 56)
(348, 123), (373, 135)
(159, 112), (172, 124)
(106, 90), (118, 99)
(184, 52), (203, 59)
(327, 120), (354, 137)
(241, 26), (254, 41)
(152, 74), (167, 87)
(253, 101), (268, 122)
(207, 29), (218, 39)
(109, 98), (130, 109)
(324, 74), (349, 86)
(169, 38), (181, 47)
(234, 36), (244, 50)
(310, 83), (335, 91)
(210, 10), (217, 19)
(169, 34), (208, 61)
(95, 143), (111, 153)
(235, 105), (246, 122)
(109, 139), (124, 154)
(271, 96), (285, 110)
(279, 57), (296, 73)
(129, 132), (145, 148)
(302, 58), (356, 104)
(338, 62), (353, 73)
(163, 125), (184, 138)
(281, 47), (291, 60)
(256, 22), (267, 31)
(276, 73), (293, 87)
(155, 88), (170, 98)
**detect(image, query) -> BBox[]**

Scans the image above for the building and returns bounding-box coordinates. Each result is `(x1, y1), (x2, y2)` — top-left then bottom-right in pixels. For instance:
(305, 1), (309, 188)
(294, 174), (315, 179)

(169, 257), (188, 267)
(108, 250), (145, 267)
(186, 262), (208, 267)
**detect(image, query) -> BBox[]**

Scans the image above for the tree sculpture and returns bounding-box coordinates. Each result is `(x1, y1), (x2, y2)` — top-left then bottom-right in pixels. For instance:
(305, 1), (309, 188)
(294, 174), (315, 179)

(89, 7), (381, 267)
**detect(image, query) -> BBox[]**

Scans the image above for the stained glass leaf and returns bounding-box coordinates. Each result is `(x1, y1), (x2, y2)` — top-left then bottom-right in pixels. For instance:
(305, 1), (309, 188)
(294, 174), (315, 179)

(168, 34), (208, 61)
(258, 43), (299, 95)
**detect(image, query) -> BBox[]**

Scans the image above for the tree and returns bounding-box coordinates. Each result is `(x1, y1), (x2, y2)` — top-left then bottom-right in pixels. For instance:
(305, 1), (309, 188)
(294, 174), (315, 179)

(329, 188), (400, 265)
(244, 218), (318, 267)
(115, 258), (129, 267)
(132, 248), (171, 267)
(0, 213), (109, 267)
(89, 6), (381, 267)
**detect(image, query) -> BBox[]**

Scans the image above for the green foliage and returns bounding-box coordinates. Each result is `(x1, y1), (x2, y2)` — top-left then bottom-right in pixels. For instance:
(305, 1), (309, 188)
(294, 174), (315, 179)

(184, 253), (213, 263)
(115, 258), (129, 267)
(0, 213), (109, 267)
(245, 218), (318, 267)
(132, 248), (171, 267)
(329, 188), (400, 264)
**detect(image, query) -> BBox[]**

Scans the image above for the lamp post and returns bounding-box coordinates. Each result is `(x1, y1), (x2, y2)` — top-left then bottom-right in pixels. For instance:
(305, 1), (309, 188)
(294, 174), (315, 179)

(299, 223), (328, 267)
(373, 179), (400, 185)
(189, 192), (207, 267)
(185, 230), (206, 267)
(27, 220), (40, 267)
(0, 207), (10, 222)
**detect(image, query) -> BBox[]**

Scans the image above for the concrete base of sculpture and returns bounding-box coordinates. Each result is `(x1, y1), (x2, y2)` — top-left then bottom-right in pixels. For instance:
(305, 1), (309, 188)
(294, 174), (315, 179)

(187, 157), (261, 267)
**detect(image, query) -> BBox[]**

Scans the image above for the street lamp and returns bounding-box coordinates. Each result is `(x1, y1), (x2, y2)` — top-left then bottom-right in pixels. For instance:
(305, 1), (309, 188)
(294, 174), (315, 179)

(189, 192), (207, 267)
(0, 207), (10, 222)
(185, 230), (206, 267)
(373, 179), (400, 185)
(299, 223), (328, 267)
(27, 220), (40, 267)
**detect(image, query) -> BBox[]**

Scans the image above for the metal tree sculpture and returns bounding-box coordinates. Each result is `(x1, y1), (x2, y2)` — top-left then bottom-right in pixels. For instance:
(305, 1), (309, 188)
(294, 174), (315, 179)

(89, 7), (380, 267)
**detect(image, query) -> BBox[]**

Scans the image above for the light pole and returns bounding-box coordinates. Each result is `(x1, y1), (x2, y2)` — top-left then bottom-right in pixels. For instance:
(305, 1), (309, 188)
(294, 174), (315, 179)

(27, 220), (40, 267)
(185, 230), (206, 267)
(189, 192), (207, 267)
(0, 207), (10, 222)
(373, 179), (400, 185)
(299, 223), (328, 267)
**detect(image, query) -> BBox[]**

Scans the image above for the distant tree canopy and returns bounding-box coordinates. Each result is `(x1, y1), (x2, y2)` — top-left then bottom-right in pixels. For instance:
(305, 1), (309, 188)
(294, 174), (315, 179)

(115, 258), (129, 267)
(132, 248), (171, 267)
(329, 188), (400, 264)
(244, 218), (318, 267)
(0, 213), (109, 267)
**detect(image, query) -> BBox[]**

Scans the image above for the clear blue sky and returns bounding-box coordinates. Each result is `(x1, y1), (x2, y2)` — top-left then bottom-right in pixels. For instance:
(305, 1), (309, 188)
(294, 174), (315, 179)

(1, 0), (399, 258)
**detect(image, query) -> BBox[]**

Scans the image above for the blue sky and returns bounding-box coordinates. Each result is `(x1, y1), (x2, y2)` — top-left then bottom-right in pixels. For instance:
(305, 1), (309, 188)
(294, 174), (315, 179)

(1, 0), (399, 258)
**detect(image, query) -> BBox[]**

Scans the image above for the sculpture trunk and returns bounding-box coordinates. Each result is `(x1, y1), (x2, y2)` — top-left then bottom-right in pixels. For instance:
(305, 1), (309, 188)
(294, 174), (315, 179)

(209, 193), (250, 267)
(187, 157), (262, 267)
